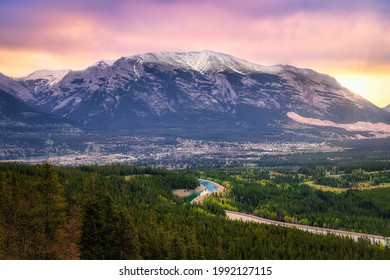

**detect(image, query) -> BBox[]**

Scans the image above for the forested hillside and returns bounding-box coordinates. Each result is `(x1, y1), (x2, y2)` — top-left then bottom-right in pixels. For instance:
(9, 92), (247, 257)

(0, 163), (389, 260)
(196, 166), (390, 236)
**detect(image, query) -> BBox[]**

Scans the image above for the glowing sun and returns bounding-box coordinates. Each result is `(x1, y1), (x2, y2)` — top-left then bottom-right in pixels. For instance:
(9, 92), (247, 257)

(338, 75), (372, 100)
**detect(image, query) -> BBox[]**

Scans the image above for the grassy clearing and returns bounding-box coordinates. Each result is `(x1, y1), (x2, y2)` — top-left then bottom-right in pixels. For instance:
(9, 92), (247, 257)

(305, 181), (390, 193)
(124, 174), (152, 180)
(305, 181), (347, 193)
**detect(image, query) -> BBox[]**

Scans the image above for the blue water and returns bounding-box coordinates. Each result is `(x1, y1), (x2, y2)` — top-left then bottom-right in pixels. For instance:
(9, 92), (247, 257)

(198, 179), (219, 192)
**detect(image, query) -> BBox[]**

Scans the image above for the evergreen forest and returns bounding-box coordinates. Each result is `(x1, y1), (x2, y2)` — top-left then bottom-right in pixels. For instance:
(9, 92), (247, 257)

(0, 162), (389, 260)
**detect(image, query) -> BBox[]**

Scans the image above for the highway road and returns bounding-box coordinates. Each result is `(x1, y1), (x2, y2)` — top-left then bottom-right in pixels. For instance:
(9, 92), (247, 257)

(197, 179), (389, 246)
(226, 210), (388, 245)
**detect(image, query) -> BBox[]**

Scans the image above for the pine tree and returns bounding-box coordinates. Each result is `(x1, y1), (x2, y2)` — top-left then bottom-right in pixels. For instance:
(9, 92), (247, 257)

(170, 235), (187, 259)
(37, 162), (67, 259)
(0, 172), (17, 258)
(80, 197), (105, 259)
(115, 210), (141, 259)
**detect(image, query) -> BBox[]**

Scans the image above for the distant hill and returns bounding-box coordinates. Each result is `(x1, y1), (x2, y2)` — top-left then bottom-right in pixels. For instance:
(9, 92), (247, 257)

(0, 88), (83, 159)
(0, 88), (75, 132)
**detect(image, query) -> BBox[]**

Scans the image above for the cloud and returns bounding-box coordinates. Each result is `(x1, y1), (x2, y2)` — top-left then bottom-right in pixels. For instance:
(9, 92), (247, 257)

(0, 1), (389, 98)
(288, 112), (390, 135)
(0, 0), (389, 106)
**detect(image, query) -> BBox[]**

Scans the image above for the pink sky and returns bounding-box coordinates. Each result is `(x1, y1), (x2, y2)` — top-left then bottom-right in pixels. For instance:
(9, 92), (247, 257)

(1, 0), (389, 106)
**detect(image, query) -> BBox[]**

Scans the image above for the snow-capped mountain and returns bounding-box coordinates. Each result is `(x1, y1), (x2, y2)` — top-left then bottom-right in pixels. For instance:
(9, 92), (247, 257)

(1, 50), (390, 140)
(23, 69), (71, 86)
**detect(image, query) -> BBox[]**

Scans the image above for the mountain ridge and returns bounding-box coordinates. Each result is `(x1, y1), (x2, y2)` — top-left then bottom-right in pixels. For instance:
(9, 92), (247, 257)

(1, 50), (389, 141)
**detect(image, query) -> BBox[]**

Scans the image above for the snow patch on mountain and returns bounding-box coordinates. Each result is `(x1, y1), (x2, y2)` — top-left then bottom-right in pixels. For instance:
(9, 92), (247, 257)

(127, 50), (277, 74)
(53, 96), (82, 112)
(288, 112), (390, 134)
(23, 69), (71, 86)
(93, 60), (115, 68)
(133, 57), (143, 80)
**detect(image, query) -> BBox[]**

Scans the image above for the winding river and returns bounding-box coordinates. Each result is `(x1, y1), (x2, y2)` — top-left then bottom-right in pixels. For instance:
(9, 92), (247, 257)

(198, 179), (219, 193)
(190, 179), (224, 203)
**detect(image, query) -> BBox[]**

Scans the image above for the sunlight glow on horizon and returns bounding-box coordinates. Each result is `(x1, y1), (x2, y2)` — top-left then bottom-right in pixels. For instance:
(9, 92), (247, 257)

(337, 74), (389, 108)
(338, 75), (372, 98)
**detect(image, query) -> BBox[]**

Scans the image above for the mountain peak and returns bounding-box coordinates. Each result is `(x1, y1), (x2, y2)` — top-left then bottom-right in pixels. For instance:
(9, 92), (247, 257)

(124, 50), (276, 74)
(93, 60), (115, 68)
(23, 69), (71, 86)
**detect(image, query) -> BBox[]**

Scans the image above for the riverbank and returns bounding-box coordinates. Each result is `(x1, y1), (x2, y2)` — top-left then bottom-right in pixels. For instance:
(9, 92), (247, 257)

(192, 179), (225, 203)
(172, 184), (206, 197)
